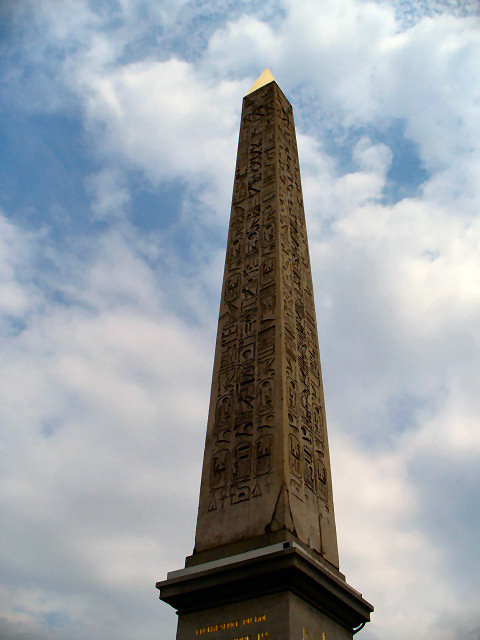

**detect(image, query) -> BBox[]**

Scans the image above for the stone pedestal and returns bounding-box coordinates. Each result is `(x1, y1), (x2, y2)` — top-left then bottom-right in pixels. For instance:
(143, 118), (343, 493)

(157, 540), (372, 640)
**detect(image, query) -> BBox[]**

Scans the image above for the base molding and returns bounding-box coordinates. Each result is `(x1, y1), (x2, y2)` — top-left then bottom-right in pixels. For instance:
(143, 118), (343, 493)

(157, 541), (373, 638)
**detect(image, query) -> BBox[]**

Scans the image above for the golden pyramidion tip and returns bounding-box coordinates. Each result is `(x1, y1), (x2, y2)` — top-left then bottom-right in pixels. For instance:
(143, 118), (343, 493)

(246, 68), (276, 95)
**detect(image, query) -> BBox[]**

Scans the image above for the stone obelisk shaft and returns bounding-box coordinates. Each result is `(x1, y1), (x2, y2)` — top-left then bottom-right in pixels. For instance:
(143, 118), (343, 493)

(194, 79), (339, 568)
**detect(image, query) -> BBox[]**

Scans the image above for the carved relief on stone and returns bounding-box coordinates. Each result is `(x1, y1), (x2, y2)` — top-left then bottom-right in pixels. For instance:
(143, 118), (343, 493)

(288, 411), (299, 433)
(262, 222), (275, 246)
(229, 238), (242, 262)
(262, 202), (276, 222)
(261, 186), (275, 204)
(260, 257), (275, 285)
(263, 146), (275, 185)
(252, 481), (262, 498)
(232, 442), (251, 481)
(256, 379), (273, 414)
(215, 394), (233, 429)
(282, 254), (292, 284)
(285, 355), (296, 378)
(303, 447), (315, 492)
(299, 358), (309, 385)
(244, 251), (259, 275)
(248, 177), (261, 199)
(258, 356), (275, 381)
(231, 484), (250, 504)
(257, 413), (274, 431)
(220, 343), (237, 370)
(260, 286), (276, 323)
(241, 278), (257, 307)
(263, 166), (275, 186)
(218, 369), (235, 396)
(245, 231), (258, 255)
(214, 427), (232, 445)
(287, 378), (297, 409)
(249, 136), (262, 160)
(233, 179), (247, 204)
(309, 381), (319, 404)
(225, 273), (241, 301)
(300, 423), (313, 446)
(246, 205), (261, 232)
(236, 381), (255, 415)
(316, 455), (327, 485)
(263, 122), (275, 146)
(312, 405), (324, 439)
(239, 340), (255, 364)
(289, 433), (301, 477)
(232, 203), (245, 225)
(234, 418), (253, 439)
(241, 312), (256, 339)
(309, 345), (319, 376)
(289, 478), (304, 502)
(235, 156), (247, 179)
(237, 362), (255, 386)
(257, 326), (275, 361)
(295, 296), (305, 319)
(315, 453), (328, 502)
(220, 302), (239, 331)
(210, 449), (229, 488)
(221, 323), (238, 345)
(255, 435), (273, 475)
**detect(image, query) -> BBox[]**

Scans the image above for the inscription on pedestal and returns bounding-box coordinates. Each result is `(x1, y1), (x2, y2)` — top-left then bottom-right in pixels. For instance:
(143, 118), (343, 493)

(195, 614), (268, 637)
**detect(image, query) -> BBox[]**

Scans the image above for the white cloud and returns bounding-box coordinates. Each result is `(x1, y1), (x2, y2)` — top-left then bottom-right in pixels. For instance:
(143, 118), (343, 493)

(0, 213), (44, 320)
(0, 220), (211, 639)
(333, 437), (455, 638)
(72, 56), (243, 225)
(85, 169), (131, 220)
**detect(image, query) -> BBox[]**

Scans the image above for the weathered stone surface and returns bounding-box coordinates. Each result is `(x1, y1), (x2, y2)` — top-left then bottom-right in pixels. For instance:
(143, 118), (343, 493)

(158, 541), (373, 639)
(175, 592), (353, 640)
(194, 79), (339, 567)
(157, 73), (374, 639)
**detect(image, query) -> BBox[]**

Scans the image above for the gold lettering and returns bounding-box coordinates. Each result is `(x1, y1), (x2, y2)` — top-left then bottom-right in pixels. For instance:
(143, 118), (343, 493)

(196, 615), (267, 635)
(226, 620), (239, 629)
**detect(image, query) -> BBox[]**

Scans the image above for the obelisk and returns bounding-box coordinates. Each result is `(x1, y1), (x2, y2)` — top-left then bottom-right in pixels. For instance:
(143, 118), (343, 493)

(157, 70), (373, 640)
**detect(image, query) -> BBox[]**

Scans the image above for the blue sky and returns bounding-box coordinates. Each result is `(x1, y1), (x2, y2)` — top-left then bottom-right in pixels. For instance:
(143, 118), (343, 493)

(1, 1), (480, 639)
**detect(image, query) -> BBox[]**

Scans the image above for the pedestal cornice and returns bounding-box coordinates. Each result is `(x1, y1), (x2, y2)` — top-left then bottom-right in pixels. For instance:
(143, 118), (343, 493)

(157, 542), (373, 632)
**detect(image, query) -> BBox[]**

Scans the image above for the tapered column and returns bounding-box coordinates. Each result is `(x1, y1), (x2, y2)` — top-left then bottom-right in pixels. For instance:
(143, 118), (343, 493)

(157, 72), (373, 640)
(194, 76), (339, 568)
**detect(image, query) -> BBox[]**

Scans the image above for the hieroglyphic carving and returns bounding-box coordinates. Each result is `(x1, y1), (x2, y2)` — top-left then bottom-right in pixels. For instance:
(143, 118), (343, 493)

(199, 78), (334, 553)
(202, 83), (281, 512)
(289, 433), (301, 477)
(255, 435), (273, 475)
(232, 443), (252, 480)
(273, 85), (331, 506)
(211, 450), (229, 488)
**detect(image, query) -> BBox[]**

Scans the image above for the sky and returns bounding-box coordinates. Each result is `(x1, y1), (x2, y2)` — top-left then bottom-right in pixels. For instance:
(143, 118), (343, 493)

(1, 0), (480, 639)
